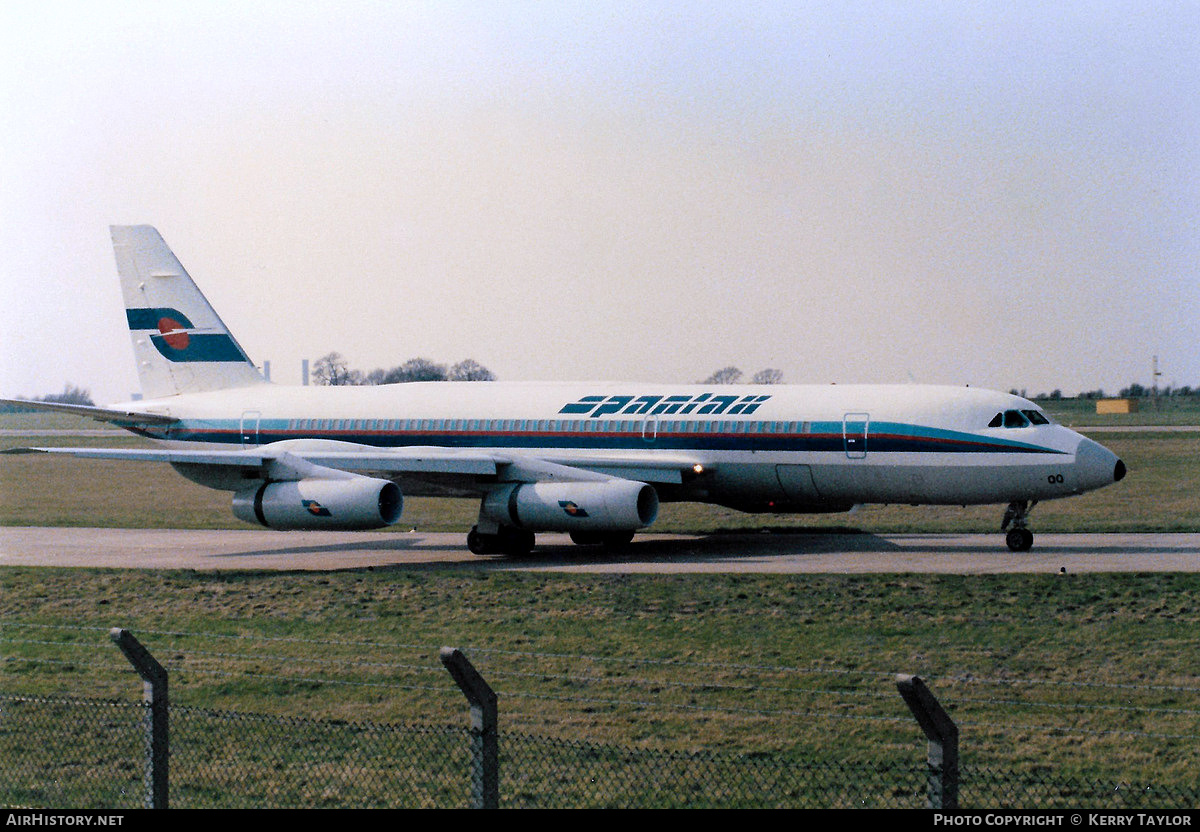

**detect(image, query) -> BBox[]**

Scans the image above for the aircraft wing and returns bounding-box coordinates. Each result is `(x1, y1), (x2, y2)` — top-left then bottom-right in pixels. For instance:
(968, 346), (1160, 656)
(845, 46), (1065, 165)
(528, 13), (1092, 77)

(4, 444), (501, 478)
(3, 440), (696, 485)
(291, 448), (691, 484)
(536, 454), (690, 485)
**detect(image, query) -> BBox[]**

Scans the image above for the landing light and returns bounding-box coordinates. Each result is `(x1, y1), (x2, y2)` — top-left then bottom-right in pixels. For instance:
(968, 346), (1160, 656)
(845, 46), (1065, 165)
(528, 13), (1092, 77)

(692, 464), (705, 474)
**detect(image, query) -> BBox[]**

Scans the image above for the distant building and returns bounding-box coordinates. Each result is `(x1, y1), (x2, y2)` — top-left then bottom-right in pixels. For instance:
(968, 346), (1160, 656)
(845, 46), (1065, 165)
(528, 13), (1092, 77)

(1097, 399), (1138, 414)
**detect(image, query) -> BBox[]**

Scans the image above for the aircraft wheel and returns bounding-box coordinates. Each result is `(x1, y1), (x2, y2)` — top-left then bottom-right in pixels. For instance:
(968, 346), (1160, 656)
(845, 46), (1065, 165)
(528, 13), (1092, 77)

(570, 530), (635, 549)
(1005, 528), (1034, 552)
(467, 526), (495, 555)
(602, 531), (636, 549)
(499, 526), (535, 556)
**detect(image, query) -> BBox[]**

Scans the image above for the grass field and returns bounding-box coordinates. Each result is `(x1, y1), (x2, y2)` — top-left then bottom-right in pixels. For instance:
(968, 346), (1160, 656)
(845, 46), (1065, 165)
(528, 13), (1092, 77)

(1040, 395), (1200, 427)
(3, 568), (1199, 787)
(2, 406), (1199, 791)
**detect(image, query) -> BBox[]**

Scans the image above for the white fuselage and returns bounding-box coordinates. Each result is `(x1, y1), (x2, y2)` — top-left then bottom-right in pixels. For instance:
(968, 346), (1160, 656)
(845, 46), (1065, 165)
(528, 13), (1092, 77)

(113, 380), (1120, 512)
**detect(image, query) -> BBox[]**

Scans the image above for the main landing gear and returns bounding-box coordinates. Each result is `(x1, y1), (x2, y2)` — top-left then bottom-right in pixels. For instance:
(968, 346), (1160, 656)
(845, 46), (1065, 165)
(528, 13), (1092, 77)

(466, 526), (638, 556)
(467, 525), (535, 556)
(1001, 499), (1038, 552)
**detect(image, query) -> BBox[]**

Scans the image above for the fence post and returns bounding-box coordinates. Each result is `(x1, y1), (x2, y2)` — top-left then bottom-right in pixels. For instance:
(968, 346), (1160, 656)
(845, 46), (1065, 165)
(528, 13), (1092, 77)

(110, 628), (168, 810)
(440, 647), (499, 809)
(896, 674), (958, 810)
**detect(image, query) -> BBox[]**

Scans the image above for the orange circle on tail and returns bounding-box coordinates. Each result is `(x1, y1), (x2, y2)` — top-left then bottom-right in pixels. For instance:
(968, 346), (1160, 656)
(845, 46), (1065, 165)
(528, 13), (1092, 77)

(157, 318), (190, 350)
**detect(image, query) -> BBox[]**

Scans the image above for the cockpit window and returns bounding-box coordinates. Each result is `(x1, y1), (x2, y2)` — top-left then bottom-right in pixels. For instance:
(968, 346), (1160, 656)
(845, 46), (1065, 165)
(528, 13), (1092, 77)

(1003, 410), (1030, 428)
(989, 409), (1049, 428)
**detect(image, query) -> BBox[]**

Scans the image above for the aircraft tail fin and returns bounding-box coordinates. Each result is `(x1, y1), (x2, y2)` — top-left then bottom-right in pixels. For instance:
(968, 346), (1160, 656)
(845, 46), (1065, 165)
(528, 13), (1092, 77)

(111, 226), (266, 399)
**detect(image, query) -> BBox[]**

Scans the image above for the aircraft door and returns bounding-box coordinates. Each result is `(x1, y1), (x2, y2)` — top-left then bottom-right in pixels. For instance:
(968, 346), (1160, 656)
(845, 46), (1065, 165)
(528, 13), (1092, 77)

(641, 417), (658, 444)
(843, 412), (869, 459)
(241, 410), (261, 448)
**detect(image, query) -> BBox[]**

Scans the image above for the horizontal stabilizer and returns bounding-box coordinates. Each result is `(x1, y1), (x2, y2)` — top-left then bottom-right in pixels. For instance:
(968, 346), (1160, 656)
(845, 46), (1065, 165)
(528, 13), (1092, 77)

(0, 398), (177, 426)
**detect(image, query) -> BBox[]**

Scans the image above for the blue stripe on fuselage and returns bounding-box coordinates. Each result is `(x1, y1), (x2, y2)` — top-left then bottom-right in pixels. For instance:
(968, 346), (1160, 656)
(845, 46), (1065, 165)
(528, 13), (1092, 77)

(159, 418), (1066, 455)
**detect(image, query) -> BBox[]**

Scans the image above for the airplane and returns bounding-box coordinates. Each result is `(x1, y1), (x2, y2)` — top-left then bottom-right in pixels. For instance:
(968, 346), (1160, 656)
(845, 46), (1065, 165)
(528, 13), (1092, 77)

(3, 225), (1126, 555)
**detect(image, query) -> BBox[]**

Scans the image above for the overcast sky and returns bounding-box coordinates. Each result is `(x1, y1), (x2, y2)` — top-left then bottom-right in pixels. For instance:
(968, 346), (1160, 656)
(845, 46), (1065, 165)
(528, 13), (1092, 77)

(3, 1), (1197, 403)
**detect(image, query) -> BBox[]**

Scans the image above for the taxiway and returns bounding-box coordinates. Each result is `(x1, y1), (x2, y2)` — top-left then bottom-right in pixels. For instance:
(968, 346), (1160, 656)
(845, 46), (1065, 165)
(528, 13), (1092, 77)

(1, 526), (1197, 573)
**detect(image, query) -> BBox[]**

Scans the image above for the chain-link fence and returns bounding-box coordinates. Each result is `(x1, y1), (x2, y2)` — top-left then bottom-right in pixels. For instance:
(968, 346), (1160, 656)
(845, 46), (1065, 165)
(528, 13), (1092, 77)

(0, 695), (144, 809)
(6, 690), (1200, 809)
(0, 692), (928, 808)
(496, 731), (927, 808)
(5, 625), (1200, 810)
(959, 768), (1200, 811)
(170, 705), (472, 808)
(0, 694), (475, 809)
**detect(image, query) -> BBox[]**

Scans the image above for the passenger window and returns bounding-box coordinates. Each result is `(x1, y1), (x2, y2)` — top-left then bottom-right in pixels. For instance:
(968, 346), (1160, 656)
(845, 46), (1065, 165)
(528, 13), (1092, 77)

(1003, 410), (1029, 428)
(988, 413), (1003, 428)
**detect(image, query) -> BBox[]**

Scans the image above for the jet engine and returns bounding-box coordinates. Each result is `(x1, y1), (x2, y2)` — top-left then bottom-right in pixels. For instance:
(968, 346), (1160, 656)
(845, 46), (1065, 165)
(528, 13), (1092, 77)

(480, 479), (658, 532)
(233, 475), (403, 531)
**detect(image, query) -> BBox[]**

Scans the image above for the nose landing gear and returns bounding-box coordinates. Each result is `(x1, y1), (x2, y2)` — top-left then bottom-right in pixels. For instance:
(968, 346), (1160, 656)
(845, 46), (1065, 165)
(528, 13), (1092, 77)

(1001, 499), (1038, 552)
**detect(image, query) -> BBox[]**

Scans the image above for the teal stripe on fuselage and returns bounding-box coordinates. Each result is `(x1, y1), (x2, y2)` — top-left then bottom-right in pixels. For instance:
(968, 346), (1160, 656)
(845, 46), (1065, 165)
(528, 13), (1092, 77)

(158, 418), (1066, 455)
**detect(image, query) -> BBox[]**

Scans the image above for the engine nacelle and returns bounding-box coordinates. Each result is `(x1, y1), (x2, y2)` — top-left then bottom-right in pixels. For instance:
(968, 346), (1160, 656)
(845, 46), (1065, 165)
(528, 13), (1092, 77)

(233, 476), (403, 531)
(481, 480), (658, 532)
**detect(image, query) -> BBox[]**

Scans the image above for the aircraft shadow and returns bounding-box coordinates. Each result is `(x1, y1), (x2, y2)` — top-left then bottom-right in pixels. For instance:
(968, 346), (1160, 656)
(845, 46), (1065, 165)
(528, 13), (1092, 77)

(202, 529), (1200, 573)
(207, 530), (906, 569)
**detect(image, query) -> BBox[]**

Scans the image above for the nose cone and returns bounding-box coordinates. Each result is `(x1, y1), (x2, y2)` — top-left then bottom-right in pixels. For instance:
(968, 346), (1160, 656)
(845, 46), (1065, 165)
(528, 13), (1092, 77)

(1074, 437), (1125, 493)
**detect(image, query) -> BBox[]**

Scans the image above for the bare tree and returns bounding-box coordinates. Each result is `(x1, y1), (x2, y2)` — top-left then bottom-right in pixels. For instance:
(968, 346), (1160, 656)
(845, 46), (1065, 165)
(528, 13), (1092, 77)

(701, 366), (743, 384)
(448, 359), (496, 381)
(39, 384), (95, 405)
(311, 352), (355, 386)
(751, 368), (784, 385)
(383, 358), (448, 383)
(316, 354), (497, 384)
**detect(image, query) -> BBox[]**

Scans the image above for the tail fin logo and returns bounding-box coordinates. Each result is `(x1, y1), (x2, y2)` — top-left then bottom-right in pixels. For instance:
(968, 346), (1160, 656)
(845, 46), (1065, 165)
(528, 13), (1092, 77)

(157, 317), (190, 350)
(126, 307), (249, 364)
